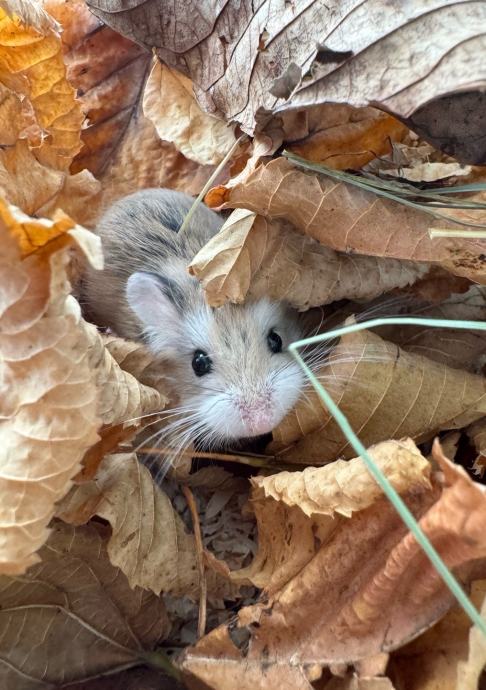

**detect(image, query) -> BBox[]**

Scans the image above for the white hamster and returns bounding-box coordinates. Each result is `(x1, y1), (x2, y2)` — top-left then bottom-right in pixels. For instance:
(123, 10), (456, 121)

(84, 189), (305, 444)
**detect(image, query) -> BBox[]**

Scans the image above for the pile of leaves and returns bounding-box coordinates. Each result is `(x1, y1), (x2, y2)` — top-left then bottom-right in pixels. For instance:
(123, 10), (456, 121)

(1, 1), (486, 688)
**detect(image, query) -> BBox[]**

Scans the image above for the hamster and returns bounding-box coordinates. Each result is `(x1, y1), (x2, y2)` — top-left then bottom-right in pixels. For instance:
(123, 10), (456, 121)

(84, 189), (305, 446)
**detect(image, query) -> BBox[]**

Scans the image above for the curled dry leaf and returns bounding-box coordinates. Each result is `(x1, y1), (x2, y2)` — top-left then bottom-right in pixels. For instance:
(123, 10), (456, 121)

(87, 1), (486, 163)
(57, 453), (199, 597)
(143, 59), (237, 166)
(233, 439), (431, 593)
(181, 440), (486, 688)
(209, 157), (486, 284)
(0, 0), (101, 224)
(270, 328), (486, 464)
(388, 580), (486, 690)
(189, 208), (429, 309)
(0, 201), (166, 574)
(0, 521), (169, 690)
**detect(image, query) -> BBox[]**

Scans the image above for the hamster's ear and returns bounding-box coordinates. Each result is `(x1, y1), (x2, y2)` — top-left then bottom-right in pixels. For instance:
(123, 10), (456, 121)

(126, 272), (182, 347)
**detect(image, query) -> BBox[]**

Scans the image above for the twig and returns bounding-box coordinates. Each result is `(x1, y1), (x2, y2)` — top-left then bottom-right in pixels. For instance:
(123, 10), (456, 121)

(182, 485), (207, 638)
(138, 446), (298, 470)
(178, 133), (247, 236)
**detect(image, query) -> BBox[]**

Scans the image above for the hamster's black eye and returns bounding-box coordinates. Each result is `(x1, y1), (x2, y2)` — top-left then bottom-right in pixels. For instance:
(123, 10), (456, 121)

(267, 329), (283, 354)
(192, 350), (212, 376)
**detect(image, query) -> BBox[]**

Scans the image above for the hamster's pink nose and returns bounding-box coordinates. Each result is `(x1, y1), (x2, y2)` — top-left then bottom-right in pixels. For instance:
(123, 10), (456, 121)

(236, 399), (274, 436)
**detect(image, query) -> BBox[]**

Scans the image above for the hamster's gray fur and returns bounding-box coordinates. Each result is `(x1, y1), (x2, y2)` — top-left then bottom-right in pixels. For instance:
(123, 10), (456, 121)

(84, 189), (305, 444)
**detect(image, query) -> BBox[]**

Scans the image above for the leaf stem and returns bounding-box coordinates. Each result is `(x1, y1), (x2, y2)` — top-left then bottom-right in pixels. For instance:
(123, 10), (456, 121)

(182, 485), (207, 638)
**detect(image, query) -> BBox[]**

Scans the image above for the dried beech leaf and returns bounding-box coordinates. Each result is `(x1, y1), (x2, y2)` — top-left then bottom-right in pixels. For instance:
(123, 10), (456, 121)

(0, 202), (166, 574)
(213, 157), (486, 284)
(182, 440), (486, 687)
(0, 2), (100, 224)
(144, 59), (236, 165)
(57, 453), (198, 596)
(0, 521), (169, 689)
(87, 0), (486, 157)
(270, 328), (486, 464)
(189, 209), (429, 309)
(254, 439), (431, 519)
(233, 439), (431, 593)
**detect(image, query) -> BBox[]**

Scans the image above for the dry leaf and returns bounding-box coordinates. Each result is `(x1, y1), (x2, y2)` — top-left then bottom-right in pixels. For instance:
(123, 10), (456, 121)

(189, 209), (429, 309)
(57, 453), (199, 597)
(456, 582), (486, 690)
(181, 440), (486, 688)
(233, 439), (431, 593)
(210, 157), (486, 284)
(389, 580), (486, 690)
(0, 1), (100, 224)
(364, 142), (472, 183)
(45, 0), (226, 217)
(0, 201), (166, 574)
(144, 59), (237, 165)
(270, 327), (486, 464)
(287, 106), (407, 170)
(87, 0), (486, 163)
(0, 521), (169, 689)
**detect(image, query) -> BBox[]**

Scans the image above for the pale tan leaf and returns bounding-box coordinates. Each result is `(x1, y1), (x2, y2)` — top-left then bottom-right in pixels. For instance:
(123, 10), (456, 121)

(57, 453), (199, 597)
(234, 439), (431, 593)
(0, 202), (166, 574)
(181, 440), (486, 686)
(189, 209), (429, 309)
(144, 59), (237, 165)
(254, 439), (431, 519)
(0, 521), (169, 689)
(211, 157), (486, 284)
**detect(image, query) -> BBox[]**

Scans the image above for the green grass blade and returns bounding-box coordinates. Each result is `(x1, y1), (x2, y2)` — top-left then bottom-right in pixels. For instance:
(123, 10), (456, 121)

(289, 316), (486, 637)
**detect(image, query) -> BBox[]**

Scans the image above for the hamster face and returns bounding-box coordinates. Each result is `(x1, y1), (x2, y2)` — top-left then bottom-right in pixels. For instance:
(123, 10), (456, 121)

(126, 271), (305, 445)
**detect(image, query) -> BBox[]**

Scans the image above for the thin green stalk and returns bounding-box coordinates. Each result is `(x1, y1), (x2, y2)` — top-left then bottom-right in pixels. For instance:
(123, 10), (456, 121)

(289, 316), (486, 638)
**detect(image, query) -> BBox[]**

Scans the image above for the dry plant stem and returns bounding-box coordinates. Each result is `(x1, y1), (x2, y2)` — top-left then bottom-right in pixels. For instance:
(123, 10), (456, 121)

(177, 133), (247, 235)
(139, 446), (299, 470)
(430, 227), (486, 239)
(182, 484), (207, 638)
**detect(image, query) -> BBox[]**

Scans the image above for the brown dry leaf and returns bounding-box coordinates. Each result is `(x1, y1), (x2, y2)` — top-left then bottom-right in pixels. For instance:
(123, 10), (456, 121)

(46, 0), (226, 217)
(210, 157), (486, 284)
(57, 453), (199, 597)
(364, 142), (472, 183)
(287, 106), (407, 170)
(189, 209), (429, 310)
(0, 0), (101, 225)
(0, 200), (166, 575)
(270, 327), (486, 464)
(456, 583), (486, 690)
(233, 439), (431, 593)
(181, 440), (486, 688)
(0, 520), (170, 689)
(87, 1), (486, 162)
(388, 580), (486, 690)
(144, 59), (237, 165)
